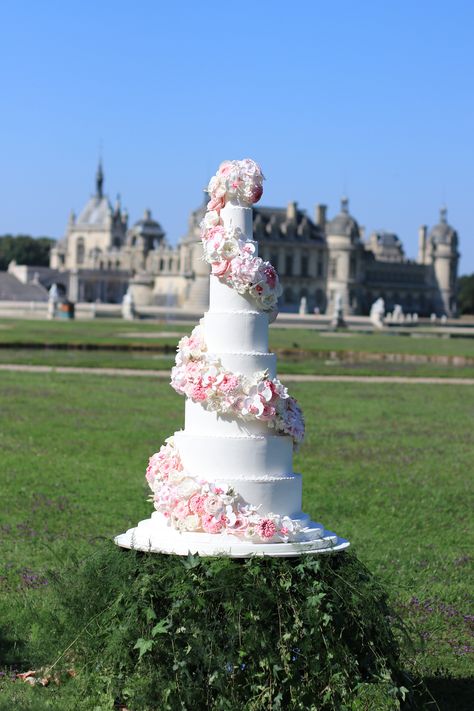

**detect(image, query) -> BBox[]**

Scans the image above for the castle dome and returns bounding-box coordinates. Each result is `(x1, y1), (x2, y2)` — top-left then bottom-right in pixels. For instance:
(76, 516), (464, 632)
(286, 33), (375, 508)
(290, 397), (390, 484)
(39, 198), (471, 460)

(429, 207), (457, 246)
(327, 197), (360, 241)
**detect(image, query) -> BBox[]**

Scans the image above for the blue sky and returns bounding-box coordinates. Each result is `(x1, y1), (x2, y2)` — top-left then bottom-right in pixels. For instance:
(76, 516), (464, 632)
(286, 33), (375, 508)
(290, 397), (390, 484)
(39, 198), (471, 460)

(1, 0), (473, 272)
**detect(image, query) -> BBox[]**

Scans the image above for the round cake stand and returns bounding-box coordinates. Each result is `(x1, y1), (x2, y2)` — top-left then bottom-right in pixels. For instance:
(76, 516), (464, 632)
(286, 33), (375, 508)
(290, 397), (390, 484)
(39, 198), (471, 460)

(114, 513), (350, 558)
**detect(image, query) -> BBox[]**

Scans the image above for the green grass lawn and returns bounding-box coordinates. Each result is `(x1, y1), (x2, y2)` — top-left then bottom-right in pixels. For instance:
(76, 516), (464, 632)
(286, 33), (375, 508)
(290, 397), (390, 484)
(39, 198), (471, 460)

(1, 318), (474, 357)
(0, 372), (473, 708)
(1, 318), (474, 380)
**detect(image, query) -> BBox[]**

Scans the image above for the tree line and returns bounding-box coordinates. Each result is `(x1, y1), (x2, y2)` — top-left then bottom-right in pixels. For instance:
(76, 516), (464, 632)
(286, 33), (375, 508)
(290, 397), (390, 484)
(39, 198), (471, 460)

(0, 234), (55, 271)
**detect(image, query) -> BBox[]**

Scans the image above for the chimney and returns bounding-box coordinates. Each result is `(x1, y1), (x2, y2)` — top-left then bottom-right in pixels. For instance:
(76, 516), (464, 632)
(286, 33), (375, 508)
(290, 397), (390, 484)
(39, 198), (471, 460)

(418, 225), (427, 264)
(315, 204), (327, 228)
(286, 201), (297, 220)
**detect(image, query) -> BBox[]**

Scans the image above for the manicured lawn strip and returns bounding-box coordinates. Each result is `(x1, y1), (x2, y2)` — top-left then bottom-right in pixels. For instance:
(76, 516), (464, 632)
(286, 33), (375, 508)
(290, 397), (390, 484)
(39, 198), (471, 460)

(0, 318), (189, 348)
(1, 318), (474, 358)
(0, 372), (472, 704)
(270, 328), (474, 358)
(2, 346), (474, 378)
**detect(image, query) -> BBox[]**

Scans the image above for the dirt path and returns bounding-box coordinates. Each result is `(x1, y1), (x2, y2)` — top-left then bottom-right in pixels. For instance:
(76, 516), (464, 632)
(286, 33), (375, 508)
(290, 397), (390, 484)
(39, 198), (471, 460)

(0, 363), (473, 385)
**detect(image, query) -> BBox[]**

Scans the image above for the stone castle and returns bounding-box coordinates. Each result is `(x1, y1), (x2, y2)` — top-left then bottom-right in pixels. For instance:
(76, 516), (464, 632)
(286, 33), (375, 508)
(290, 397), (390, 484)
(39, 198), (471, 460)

(49, 163), (460, 316)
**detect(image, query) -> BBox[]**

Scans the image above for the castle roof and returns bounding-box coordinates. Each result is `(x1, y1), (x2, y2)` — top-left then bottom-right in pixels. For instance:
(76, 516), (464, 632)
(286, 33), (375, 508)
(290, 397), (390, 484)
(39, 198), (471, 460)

(327, 197), (360, 239)
(429, 207), (457, 245)
(76, 196), (111, 227)
(75, 161), (112, 227)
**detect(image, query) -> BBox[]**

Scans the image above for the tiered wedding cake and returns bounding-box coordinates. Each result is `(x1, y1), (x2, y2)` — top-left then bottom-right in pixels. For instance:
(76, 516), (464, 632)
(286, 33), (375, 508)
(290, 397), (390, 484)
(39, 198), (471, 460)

(115, 159), (349, 557)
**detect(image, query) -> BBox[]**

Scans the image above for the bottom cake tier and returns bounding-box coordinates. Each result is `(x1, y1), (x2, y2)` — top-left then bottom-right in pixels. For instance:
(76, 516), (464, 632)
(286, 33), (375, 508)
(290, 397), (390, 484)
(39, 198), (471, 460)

(114, 511), (350, 557)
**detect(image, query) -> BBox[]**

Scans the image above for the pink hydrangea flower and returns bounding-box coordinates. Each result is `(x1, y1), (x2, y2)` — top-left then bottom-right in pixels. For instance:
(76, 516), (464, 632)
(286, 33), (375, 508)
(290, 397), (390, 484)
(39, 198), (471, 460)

(173, 500), (190, 520)
(256, 518), (277, 539)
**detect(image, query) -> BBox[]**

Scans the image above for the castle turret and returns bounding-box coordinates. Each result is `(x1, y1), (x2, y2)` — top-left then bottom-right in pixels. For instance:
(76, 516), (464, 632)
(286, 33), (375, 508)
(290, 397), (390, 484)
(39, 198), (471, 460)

(417, 225), (427, 264)
(325, 197), (361, 314)
(428, 207), (459, 316)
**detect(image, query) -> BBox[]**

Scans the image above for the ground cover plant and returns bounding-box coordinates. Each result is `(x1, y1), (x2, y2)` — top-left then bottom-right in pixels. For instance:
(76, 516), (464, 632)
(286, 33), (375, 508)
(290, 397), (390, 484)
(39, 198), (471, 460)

(0, 373), (473, 708)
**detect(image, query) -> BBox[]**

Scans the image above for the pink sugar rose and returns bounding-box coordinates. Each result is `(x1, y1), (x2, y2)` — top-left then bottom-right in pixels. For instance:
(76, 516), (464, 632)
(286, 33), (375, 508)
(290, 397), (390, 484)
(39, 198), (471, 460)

(173, 500), (190, 521)
(211, 260), (231, 277)
(203, 494), (224, 515)
(202, 513), (225, 534)
(218, 161), (233, 177)
(256, 518), (277, 539)
(207, 196), (225, 212)
(189, 493), (206, 514)
(204, 224), (226, 244)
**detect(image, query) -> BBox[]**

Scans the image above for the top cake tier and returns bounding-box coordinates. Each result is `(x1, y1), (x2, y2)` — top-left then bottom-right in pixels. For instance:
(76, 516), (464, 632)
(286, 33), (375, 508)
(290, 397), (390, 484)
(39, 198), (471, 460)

(220, 201), (253, 240)
(208, 203), (259, 314)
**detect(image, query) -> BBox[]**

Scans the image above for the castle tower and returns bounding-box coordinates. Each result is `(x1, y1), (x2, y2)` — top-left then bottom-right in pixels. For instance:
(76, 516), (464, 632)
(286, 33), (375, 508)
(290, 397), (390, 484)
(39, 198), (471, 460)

(428, 207), (459, 316)
(179, 194), (211, 310)
(325, 197), (362, 315)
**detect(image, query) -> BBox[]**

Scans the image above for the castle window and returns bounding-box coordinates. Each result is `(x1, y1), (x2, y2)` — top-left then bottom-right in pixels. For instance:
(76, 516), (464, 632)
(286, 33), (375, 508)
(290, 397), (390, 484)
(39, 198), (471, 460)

(160, 259), (165, 271)
(76, 237), (85, 265)
(270, 253), (278, 268)
(350, 256), (356, 279)
(284, 287), (295, 303)
(317, 259), (323, 277)
(301, 255), (308, 277)
(285, 254), (293, 276)
(329, 257), (337, 279)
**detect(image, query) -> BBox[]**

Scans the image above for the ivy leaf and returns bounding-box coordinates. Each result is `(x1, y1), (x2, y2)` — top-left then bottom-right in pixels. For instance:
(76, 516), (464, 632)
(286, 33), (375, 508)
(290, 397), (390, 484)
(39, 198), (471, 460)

(151, 619), (170, 637)
(145, 607), (157, 623)
(133, 638), (154, 659)
(182, 553), (201, 570)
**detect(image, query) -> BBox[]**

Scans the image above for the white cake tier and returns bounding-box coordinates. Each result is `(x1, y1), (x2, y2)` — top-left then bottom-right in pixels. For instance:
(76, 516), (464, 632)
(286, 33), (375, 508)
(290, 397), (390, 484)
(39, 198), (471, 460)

(221, 474), (303, 518)
(212, 351), (277, 379)
(115, 512), (350, 558)
(203, 311), (269, 353)
(209, 274), (261, 314)
(185, 399), (270, 437)
(220, 201), (253, 240)
(174, 431), (293, 480)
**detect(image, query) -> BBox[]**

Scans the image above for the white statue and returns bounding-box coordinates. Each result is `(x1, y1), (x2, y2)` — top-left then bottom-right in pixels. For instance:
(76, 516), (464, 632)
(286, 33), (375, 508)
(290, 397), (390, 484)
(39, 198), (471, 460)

(47, 283), (59, 320)
(413, 313), (419, 323)
(441, 314), (447, 325)
(393, 304), (403, 323)
(299, 296), (308, 315)
(369, 297), (385, 329)
(122, 286), (136, 321)
(331, 292), (346, 329)
(430, 313), (437, 323)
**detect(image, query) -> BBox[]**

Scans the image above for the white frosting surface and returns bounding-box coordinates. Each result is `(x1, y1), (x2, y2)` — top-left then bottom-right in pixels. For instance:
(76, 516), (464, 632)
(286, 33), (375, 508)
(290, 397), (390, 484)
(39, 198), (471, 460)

(174, 430), (293, 479)
(185, 398), (269, 437)
(203, 311), (269, 353)
(220, 202), (253, 240)
(213, 351), (276, 379)
(209, 274), (259, 313)
(222, 474), (303, 517)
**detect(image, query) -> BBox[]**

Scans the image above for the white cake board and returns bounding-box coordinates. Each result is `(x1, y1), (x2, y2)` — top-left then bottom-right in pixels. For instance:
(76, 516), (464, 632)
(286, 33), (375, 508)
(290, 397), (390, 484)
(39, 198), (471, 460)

(114, 513), (350, 558)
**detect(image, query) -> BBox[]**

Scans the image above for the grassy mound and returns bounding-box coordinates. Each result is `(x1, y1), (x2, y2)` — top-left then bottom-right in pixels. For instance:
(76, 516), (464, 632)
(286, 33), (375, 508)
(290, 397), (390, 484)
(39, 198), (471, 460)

(19, 541), (413, 710)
